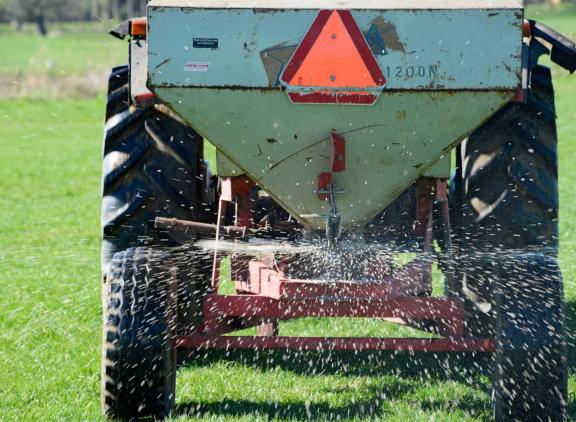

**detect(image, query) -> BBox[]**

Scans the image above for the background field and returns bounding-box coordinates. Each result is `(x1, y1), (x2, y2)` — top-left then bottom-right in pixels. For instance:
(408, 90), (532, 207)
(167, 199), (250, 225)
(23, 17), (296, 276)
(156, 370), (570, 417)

(0, 5), (575, 421)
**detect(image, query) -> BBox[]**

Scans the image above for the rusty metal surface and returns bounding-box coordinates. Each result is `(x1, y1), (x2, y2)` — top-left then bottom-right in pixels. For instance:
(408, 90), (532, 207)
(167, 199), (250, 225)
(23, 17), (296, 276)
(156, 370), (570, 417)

(155, 216), (248, 239)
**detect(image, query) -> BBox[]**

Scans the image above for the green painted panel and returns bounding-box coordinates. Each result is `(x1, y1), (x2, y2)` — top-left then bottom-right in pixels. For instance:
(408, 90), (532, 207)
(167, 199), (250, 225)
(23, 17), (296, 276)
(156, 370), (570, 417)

(148, 8), (523, 90)
(155, 88), (514, 230)
(423, 154), (451, 179)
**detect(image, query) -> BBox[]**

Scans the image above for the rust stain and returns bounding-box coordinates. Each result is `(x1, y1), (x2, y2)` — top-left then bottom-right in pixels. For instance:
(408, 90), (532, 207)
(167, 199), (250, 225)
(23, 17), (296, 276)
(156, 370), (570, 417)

(153, 82), (283, 92)
(395, 110), (407, 122)
(372, 16), (405, 53)
(252, 8), (292, 14)
(153, 83), (514, 94)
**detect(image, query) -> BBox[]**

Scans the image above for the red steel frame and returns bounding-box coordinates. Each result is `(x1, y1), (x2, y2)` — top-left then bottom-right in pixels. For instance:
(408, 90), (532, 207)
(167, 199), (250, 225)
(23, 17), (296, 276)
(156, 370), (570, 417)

(177, 175), (494, 353)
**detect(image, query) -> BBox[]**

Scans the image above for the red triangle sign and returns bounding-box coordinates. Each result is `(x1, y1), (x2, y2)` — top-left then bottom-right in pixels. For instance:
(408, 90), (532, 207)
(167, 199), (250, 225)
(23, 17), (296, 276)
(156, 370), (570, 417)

(281, 10), (386, 105)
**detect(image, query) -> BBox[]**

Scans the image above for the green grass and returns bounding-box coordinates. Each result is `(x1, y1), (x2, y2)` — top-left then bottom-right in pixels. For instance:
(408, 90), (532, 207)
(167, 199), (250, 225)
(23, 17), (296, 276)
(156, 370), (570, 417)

(0, 21), (125, 98)
(0, 98), (104, 420)
(0, 21), (124, 75)
(0, 5), (575, 421)
(525, 2), (576, 37)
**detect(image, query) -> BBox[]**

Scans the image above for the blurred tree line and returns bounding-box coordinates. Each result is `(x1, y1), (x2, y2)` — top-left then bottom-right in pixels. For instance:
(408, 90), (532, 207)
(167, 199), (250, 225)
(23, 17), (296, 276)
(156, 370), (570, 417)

(0, 0), (149, 35)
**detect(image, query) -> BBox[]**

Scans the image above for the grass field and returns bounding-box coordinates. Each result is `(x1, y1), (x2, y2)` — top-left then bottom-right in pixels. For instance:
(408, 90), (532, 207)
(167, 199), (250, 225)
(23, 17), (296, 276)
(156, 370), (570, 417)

(0, 6), (575, 421)
(0, 21), (125, 98)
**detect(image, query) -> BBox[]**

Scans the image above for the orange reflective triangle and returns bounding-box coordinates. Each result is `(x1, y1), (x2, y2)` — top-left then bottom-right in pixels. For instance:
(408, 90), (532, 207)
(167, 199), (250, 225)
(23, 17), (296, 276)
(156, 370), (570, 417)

(281, 10), (386, 89)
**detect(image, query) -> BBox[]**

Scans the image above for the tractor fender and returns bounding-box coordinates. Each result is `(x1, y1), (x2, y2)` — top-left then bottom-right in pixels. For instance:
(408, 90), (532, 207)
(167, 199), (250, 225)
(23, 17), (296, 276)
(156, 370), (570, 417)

(529, 20), (576, 73)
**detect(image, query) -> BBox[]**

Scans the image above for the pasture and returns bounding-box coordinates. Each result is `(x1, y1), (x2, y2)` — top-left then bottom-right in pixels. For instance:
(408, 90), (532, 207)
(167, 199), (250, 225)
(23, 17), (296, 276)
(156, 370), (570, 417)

(0, 5), (575, 420)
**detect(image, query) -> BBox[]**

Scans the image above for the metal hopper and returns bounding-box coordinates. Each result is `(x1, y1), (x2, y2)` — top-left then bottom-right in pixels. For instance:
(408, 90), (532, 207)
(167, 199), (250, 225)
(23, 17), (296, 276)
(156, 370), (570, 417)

(147, 0), (523, 230)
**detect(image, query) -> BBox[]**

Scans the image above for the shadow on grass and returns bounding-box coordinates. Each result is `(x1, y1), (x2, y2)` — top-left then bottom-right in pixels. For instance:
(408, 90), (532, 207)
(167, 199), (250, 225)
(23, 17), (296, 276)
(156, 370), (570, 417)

(175, 300), (576, 420)
(176, 382), (411, 420)
(176, 386), (489, 421)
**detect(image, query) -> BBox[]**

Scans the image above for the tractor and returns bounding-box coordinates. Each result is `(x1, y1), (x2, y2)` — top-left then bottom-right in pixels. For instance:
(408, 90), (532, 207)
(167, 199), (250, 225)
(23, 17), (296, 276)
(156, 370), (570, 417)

(100, 1), (576, 420)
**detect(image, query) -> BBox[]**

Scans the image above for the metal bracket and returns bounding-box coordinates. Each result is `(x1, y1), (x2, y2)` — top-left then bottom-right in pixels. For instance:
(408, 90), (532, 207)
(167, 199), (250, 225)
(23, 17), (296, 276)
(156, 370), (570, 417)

(316, 132), (347, 246)
(109, 20), (130, 40)
(326, 184), (342, 248)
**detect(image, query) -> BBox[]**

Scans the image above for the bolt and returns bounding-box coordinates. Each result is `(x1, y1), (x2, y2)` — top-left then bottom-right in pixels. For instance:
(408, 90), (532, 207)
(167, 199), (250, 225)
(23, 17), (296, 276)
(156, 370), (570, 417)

(331, 34), (337, 39)
(330, 74), (336, 81)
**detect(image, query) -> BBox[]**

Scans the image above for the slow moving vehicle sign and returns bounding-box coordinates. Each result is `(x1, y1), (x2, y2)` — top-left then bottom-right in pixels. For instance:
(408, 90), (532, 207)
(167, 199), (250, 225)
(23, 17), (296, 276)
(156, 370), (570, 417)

(280, 10), (387, 105)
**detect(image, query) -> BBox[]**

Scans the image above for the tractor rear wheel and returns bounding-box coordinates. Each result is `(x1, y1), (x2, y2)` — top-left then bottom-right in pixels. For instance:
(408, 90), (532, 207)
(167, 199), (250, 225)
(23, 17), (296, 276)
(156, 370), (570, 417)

(101, 65), (206, 277)
(101, 247), (177, 420)
(100, 66), (215, 418)
(101, 64), (213, 331)
(451, 65), (566, 420)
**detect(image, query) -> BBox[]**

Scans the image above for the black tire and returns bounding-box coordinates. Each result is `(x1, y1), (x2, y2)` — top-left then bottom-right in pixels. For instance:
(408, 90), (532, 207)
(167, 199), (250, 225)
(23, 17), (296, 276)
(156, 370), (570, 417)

(492, 254), (566, 421)
(451, 65), (566, 420)
(454, 64), (560, 322)
(102, 247), (177, 420)
(456, 64), (558, 252)
(101, 65), (206, 276)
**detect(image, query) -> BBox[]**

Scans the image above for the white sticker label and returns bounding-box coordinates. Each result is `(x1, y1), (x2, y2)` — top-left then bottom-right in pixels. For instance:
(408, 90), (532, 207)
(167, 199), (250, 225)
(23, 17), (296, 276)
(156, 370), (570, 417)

(184, 62), (210, 72)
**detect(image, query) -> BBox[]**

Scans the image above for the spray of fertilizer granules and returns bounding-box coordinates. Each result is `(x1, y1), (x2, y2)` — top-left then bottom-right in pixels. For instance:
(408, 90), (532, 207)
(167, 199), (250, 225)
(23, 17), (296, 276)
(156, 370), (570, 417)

(195, 236), (424, 283)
